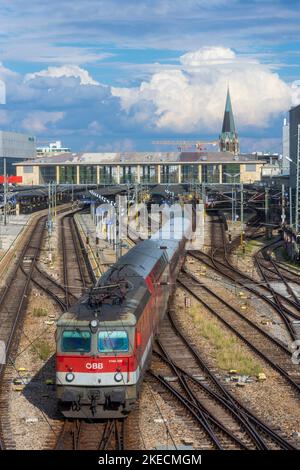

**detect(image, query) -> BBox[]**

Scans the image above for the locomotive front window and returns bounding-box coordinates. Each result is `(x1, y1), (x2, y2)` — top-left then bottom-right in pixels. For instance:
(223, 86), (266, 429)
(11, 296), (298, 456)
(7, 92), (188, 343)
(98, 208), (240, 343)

(98, 331), (129, 352)
(62, 330), (91, 352)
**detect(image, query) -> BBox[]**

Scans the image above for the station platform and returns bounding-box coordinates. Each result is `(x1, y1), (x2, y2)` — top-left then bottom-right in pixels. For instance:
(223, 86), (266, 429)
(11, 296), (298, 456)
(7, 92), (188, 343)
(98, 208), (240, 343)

(74, 212), (117, 276)
(0, 214), (32, 285)
(0, 214), (31, 255)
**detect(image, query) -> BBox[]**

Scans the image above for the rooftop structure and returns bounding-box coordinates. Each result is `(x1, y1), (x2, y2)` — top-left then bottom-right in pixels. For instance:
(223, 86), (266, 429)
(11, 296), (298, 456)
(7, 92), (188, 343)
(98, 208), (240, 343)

(219, 88), (240, 155)
(36, 140), (70, 156)
(14, 151), (266, 186)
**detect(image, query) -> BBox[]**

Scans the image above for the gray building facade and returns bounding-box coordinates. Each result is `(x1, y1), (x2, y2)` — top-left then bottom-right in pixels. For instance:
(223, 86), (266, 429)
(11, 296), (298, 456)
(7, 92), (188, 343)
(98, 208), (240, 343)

(289, 104), (300, 189)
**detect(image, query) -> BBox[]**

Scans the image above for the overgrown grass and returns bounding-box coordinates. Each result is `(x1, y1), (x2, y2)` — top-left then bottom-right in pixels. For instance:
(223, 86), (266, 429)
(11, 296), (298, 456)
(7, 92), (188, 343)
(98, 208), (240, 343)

(31, 340), (52, 362)
(33, 307), (48, 317)
(236, 239), (262, 257)
(188, 306), (262, 376)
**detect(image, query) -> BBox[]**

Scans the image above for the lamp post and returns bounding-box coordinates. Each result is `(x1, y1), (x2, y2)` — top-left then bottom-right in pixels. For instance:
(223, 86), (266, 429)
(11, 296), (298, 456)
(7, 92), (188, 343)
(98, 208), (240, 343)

(224, 172), (240, 224)
(3, 157), (7, 226)
(284, 152), (299, 230)
(296, 124), (300, 233)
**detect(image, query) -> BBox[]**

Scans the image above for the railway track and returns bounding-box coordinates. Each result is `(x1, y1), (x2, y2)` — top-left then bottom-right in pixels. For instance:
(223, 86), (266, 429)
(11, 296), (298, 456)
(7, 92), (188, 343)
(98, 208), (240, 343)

(151, 310), (296, 450)
(55, 418), (125, 450)
(178, 268), (300, 392)
(189, 213), (300, 342)
(60, 211), (94, 308)
(255, 239), (300, 303)
(0, 206), (95, 450)
(0, 212), (55, 449)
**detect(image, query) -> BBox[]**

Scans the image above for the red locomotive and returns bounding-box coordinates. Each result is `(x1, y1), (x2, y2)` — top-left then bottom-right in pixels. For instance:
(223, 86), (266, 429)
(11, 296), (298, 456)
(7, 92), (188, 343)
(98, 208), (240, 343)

(56, 218), (189, 418)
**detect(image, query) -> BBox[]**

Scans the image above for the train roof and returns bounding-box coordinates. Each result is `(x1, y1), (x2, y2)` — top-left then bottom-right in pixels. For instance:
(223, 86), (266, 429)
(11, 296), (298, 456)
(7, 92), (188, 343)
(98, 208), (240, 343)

(58, 265), (150, 326)
(58, 233), (182, 327)
(58, 240), (169, 326)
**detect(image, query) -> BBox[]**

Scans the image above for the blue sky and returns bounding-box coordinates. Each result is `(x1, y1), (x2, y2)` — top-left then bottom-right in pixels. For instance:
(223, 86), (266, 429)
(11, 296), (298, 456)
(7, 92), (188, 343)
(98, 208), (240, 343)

(0, 0), (300, 153)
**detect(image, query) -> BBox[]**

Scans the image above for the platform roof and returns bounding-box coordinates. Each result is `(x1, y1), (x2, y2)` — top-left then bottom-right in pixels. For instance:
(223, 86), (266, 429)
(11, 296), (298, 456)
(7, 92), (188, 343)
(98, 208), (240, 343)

(15, 151), (265, 166)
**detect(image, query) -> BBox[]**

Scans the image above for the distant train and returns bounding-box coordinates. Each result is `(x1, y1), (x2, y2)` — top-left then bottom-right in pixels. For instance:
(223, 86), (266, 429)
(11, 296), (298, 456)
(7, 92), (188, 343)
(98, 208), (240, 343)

(56, 217), (190, 418)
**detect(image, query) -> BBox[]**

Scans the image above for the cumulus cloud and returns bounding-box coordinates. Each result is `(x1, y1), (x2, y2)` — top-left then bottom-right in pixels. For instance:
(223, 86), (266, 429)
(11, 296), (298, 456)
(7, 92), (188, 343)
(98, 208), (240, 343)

(0, 46), (298, 152)
(180, 46), (236, 66)
(25, 65), (100, 86)
(112, 46), (293, 133)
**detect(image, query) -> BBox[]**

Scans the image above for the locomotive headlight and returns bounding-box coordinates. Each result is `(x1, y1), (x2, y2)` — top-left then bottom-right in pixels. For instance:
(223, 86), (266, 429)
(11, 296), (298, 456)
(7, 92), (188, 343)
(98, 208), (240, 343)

(90, 319), (98, 333)
(65, 372), (75, 383)
(114, 371), (123, 383)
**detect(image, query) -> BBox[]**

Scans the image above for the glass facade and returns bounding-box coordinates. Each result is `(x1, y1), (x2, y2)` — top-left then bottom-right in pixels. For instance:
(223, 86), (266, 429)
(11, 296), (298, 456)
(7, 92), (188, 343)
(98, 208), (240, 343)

(181, 164), (199, 183)
(140, 165), (158, 184)
(99, 166), (117, 184)
(202, 164), (220, 184)
(222, 164), (240, 183)
(120, 166), (137, 184)
(40, 166), (56, 184)
(160, 165), (179, 184)
(59, 165), (77, 184)
(79, 165), (97, 184)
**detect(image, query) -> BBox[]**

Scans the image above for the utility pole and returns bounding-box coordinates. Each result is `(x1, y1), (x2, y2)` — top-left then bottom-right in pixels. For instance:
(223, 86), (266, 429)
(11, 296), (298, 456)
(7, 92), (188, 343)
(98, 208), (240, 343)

(296, 124), (300, 233)
(3, 157), (7, 226)
(232, 185), (234, 224)
(47, 182), (52, 262)
(265, 186), (269, 238)
(289, 187), (293, 227)
(71, 181), (74, 207)
(281, 184), (286, 226)
(202, 183), (206, 206)
(240, 182), (244, 245)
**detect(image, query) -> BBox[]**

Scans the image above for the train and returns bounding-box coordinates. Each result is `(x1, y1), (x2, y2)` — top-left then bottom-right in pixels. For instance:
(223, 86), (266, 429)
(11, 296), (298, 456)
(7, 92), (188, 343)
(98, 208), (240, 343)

(56, 217), (191, 418)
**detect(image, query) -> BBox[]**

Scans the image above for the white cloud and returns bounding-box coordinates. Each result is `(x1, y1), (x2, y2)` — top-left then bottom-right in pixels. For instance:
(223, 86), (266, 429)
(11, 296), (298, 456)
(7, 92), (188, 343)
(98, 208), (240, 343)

(25, 65), (100, 86)
(291, 80), (300, 107)
(22, 111), (64, 133)
(180, 46), (236, 66)
(112, 46), (293, 133)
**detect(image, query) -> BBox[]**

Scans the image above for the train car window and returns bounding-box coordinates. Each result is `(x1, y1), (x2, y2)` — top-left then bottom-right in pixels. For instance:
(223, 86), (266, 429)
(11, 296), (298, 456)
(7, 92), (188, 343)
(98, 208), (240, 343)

(62, 330), (91, 352)
(98, 331), (129, 352)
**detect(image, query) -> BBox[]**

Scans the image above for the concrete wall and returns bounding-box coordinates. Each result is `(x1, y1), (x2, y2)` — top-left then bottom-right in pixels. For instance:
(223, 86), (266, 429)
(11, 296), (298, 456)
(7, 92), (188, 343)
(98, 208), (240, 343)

(16, 165), (39, 185)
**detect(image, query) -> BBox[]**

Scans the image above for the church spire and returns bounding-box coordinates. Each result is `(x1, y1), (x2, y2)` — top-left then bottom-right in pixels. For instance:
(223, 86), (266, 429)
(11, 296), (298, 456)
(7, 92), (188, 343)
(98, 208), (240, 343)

(219, 87), (239, 155)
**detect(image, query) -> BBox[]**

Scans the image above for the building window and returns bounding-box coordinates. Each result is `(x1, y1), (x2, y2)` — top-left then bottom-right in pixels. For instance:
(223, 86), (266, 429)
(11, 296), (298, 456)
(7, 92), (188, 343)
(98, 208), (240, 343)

(181, 165), (199, 183)
(141, 165), (158, 184)
(40, 166), (56, 184)
(79, 166), (97, 184)
(59, 166), (77, 184)
(120, 166), (137, 184)
(99, 166), (117, 184)
(245, 164), (256, 172)
(222, 164), (240, 183)
(160, 165), (179, 184)
(202, 164), (220, 184)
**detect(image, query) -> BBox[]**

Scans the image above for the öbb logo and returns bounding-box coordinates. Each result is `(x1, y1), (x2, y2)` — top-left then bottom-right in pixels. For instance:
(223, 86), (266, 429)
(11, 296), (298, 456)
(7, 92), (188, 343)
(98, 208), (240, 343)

(85, 362), (104, 370)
